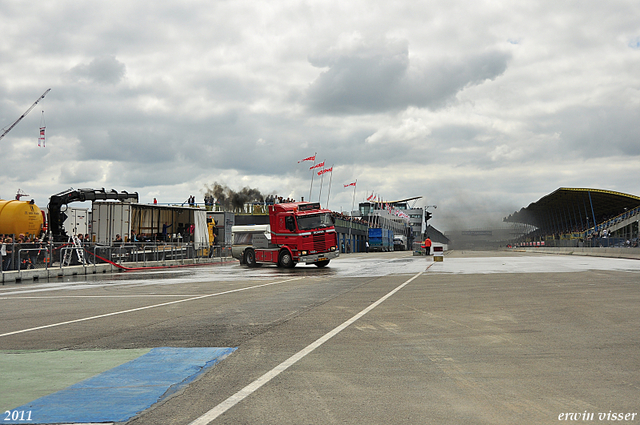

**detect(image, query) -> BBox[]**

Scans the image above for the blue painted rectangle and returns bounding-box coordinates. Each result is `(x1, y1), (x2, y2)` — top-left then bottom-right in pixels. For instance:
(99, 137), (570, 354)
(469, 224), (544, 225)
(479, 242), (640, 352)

(5, 346), (236, 424)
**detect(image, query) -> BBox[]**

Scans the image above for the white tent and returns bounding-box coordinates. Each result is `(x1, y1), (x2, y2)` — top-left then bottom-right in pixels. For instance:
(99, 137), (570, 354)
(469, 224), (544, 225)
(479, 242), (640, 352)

(193, 210), (209, 249)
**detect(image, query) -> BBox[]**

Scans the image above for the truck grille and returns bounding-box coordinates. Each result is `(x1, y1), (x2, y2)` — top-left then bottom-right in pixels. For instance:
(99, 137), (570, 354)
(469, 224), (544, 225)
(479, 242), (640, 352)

(313, 234), (327, 252)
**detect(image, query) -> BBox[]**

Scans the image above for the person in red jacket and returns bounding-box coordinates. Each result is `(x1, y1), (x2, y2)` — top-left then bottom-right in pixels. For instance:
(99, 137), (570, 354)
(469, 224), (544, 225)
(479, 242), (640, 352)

(423, 237), (432, 255)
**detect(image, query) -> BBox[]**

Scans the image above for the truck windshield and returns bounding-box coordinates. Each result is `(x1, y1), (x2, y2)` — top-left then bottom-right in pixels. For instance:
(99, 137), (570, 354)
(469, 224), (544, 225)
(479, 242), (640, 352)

(297, 213), (334, 231)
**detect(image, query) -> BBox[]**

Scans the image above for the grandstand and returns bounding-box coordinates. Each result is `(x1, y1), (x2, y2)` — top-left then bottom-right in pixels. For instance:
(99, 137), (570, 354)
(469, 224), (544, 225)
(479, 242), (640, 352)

(504, 188), (640, 248)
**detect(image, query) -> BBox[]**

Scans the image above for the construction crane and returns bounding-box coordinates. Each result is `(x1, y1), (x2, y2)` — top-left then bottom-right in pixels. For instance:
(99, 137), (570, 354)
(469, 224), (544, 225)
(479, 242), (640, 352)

(0, 88), (51, 141)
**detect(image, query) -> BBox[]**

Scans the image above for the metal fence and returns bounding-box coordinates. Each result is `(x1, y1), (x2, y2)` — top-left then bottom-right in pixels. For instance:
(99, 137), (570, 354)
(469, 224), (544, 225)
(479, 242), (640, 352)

(1, 241), (233, 273)
(516, 237), (639, 248)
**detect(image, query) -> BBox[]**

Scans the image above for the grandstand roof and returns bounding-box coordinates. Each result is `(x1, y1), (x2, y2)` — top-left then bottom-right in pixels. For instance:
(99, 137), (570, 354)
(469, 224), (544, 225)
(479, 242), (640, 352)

(364, 196), (422, 205)
(504, 188), (640, 232)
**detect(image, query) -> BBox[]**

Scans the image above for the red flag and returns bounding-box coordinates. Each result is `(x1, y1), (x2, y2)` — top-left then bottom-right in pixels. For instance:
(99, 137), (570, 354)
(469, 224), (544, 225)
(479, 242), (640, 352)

(298, 155), (316, 163)
(344, 182), (356, 188)
(367, 193), (374, 201)
(310, 161), (325, 170)
(317, 167), (333, 176)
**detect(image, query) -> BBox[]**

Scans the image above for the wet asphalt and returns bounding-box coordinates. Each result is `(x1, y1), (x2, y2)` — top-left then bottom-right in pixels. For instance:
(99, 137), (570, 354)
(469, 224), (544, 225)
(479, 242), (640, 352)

(1, 250), (639, 424)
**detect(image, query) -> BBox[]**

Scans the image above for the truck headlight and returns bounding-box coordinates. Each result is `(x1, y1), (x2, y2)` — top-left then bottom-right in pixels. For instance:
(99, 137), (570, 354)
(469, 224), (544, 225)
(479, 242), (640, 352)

(301, 250), (308, 255)
(330, 246), (336, 251)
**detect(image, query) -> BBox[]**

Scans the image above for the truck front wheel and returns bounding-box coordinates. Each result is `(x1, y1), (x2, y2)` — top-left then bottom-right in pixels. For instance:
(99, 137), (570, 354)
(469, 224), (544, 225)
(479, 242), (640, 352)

(278, 250), (295, 268)
(244, 249), (257, 267)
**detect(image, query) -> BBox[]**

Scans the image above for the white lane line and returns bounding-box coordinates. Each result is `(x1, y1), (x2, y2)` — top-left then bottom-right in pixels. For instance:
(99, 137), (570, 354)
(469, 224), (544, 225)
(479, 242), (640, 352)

(189, 269), (428, 425)
(0, 277), (303, 338)
(1, 295), (216, 299)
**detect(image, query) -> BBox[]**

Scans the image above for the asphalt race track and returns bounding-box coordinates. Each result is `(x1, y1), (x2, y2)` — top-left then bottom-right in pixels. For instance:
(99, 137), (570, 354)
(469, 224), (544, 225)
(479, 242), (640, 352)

(1, 250), (639, 424)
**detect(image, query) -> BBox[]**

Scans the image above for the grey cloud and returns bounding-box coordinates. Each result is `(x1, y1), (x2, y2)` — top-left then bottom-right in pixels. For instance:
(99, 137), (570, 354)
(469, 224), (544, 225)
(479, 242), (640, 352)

(532, 105), (640, 158)
(3, 0), (639, 226)
(306, 40), (510, 114)
(59, 161), (106, 185)
(67, 56), (126, 85)
(429, 125), (483, 147)
(110, 162), (202, 187)
(78, 127), (179, 163)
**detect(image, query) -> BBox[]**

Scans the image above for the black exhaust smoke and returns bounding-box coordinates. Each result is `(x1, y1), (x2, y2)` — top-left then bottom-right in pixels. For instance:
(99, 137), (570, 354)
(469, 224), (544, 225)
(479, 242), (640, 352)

(203, 182), (265, 212)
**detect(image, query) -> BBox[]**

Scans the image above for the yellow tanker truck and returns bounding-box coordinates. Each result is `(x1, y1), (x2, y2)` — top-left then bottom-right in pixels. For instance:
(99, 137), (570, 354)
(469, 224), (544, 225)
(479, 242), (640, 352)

(0, 199), (44, 238)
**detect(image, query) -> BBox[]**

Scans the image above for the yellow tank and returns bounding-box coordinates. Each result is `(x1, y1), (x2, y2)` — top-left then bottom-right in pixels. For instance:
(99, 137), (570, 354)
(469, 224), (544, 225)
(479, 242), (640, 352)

(0, 200), (44, 237)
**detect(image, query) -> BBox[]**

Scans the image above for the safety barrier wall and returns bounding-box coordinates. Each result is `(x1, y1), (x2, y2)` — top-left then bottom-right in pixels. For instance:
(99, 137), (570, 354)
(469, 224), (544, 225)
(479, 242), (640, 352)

(517, 237), (638, 248)
(514, 246), (640, 260)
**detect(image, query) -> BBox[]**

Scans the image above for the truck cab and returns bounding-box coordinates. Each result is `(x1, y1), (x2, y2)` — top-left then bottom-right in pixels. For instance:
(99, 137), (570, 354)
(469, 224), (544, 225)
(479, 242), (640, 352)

(232, 202), (339, 268)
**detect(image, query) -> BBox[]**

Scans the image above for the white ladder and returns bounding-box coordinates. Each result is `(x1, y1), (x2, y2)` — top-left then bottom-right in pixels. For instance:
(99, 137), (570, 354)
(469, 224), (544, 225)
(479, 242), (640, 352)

(62, 236), (85, 266)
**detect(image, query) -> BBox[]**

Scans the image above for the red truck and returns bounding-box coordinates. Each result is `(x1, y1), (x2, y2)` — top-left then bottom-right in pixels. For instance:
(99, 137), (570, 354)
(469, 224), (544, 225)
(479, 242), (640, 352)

(231, 202), (339, 268)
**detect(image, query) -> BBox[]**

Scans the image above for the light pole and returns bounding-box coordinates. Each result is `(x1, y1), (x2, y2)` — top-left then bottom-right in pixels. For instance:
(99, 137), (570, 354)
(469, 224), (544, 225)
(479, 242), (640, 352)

(423, 205), (437, 239)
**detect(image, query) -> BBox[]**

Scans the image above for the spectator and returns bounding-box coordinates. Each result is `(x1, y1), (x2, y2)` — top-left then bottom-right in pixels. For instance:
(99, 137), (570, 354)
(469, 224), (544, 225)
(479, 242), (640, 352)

(1, 237), (6, 270)
(15, 235), (25, 269)
(29, 238), (40, 269)
(162, 222), (172, 242)
(4, 238), (13, 271)
(186, 223), (194, 242)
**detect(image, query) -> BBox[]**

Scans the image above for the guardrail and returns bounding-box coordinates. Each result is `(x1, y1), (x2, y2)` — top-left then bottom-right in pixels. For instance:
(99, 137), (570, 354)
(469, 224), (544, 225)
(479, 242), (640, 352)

(515, 237), (639, 248)
(1, 241), (233, 277)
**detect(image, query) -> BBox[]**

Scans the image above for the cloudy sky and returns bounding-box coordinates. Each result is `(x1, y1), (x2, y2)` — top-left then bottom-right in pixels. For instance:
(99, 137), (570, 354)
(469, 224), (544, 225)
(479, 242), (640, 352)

(1, 0), (639, 231)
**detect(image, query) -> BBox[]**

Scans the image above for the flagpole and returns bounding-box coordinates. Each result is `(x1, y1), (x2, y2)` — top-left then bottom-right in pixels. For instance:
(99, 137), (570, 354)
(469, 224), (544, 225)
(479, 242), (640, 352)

(348, 179), (357, 252)
(326, 165), (333, 209)
(308, 152), (316, 201)
(373, 195), (377, 228)
(376, 194), (380, 228)
(351, 180), (357, 213)
(318, 160), (325, 203)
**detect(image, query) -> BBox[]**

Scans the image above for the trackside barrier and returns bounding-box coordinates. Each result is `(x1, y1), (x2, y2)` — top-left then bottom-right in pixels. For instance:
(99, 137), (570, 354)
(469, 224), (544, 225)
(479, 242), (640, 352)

(1, 241), (234, 284)
(16, 247), (52, 281)
(433, 244), (444, 262)
(513, 246), (640, 260)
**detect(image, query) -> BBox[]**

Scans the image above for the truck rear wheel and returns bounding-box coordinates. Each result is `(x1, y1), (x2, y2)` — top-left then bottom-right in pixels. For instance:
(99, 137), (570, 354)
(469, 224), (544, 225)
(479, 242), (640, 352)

(315, 260), (330, 268)
(278, 250), (295, 268)
(244, 249), (257, 267)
